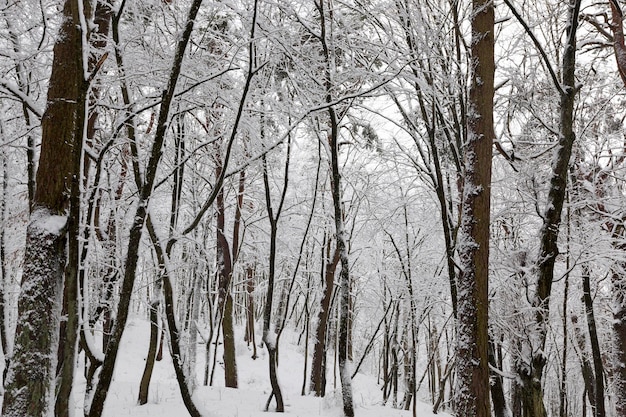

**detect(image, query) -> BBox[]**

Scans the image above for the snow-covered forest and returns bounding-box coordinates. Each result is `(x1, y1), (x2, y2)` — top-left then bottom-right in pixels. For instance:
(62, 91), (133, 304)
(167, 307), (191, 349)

(1, 0), (626, 416)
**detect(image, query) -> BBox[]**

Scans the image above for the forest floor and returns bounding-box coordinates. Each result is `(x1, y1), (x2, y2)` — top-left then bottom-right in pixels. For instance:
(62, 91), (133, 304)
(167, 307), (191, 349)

(60, 317), (452, 416)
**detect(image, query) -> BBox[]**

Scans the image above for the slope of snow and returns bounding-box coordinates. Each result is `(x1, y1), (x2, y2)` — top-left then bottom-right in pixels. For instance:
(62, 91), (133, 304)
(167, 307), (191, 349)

(67, 318), (450, 417)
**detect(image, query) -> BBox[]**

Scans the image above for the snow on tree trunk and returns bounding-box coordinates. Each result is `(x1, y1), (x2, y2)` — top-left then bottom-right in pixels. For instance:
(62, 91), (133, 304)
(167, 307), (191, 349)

(2, 0), (85, 414)
(454, 0), (494, 414)
(2, 211), (67, 417)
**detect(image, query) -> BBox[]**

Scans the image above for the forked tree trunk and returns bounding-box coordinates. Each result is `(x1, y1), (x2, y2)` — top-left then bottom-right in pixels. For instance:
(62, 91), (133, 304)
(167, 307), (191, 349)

(518, 2), (581, 415)
(2, 0), (85, 415)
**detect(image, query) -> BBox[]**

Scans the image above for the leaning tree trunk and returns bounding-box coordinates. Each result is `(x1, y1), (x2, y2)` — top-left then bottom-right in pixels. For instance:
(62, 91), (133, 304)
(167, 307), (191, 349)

(87, 0), (205, 414)
(2, 0), (85, 415)
(454, 0), (494, 413)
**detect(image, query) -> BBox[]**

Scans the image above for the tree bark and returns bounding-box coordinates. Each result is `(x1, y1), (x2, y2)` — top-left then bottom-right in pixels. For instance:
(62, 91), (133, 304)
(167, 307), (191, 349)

(2, 0), (85, 415)
(454, 0), (494, 414)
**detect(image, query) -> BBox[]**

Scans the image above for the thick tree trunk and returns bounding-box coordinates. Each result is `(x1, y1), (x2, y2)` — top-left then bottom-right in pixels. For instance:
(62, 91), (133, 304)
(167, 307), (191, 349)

(454, 0), (494, 414)
(2, 0), (85, 415)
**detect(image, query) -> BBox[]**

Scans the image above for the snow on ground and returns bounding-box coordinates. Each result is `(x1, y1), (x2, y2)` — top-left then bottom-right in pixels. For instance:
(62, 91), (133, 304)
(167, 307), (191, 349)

(70, 317), (451, 417)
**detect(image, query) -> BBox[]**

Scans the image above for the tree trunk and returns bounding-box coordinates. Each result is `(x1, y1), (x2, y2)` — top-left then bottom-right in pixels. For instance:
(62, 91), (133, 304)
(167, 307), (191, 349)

(581, 263), (606, 417)
(611, 245), (626, 416)
(216, 176), (237, 388)
(87, 0), (205, 414)
(260, 128), (291, 411)
(2, 0), (85, 415)
(138, 301), (160, 405)
(0, 143), (9, 381)
(310, 238), (340, 396)
(454, 0), (494, 413)
(489, 339), (508, 417)
(519, 2), (581, 415)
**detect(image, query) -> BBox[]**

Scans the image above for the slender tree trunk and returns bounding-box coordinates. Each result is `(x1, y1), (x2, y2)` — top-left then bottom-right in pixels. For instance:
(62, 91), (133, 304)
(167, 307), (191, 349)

(87, 1), (205, 414)
(2, 0), (85, 415)
(310, 238), (339, 397)
(245, 266), (258, 359)
(260, 124), (291, 411)
(581, 263), (606, 417)
(605, 4), (626, 416)
(454, 0), (494, 413)
(489, 338), (508, 417)
(138, 300), (160, 405)
(215, 163), (237, 388)
(0, 144), (9, 381)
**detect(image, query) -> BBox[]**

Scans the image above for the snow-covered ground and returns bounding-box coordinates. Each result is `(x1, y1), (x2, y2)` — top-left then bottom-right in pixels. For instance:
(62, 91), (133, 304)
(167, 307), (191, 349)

(68, 318), (450, 417)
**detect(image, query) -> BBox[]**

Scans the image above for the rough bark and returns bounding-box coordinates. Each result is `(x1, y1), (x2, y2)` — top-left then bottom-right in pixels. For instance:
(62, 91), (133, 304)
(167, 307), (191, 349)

(2, 0), (85, 415)
(454, 0), (494, 414)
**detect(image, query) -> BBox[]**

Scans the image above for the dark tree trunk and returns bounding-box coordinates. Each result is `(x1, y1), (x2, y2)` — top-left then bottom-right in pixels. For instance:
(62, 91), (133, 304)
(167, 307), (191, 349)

(87, 0), (205, 414)
(611, 248), (626, 416)
(245, 266), (258, 359)
(0, 144), (9, 382)
(215, 163), (237, 388)
(489, 339), (508, 417)
(602, 6), (626, 414)
(454, 0), (494, 413)
(260, 123), (291, 411)
(581, 264), (606, 417)
(138, 301), (160, 405)
(2, 1), (85, 415)
(519, 2), (581, 415)
(310, 239), (339, 397)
